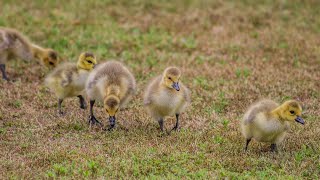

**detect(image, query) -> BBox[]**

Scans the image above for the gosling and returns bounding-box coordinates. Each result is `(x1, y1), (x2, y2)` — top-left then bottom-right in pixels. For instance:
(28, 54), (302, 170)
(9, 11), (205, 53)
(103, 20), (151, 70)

(241, 99), (305, 152)
(86, 61), (136, 130)
(45, 52), (97, 115)
(0, 27), (60, 81)
(144, 67), (190, 132)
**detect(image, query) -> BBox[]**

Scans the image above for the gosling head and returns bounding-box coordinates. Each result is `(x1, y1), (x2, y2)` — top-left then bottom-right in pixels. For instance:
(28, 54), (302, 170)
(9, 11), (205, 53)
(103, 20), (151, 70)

(104, 95), (120, 128)
(77, 52), (97, 71)
(40, 49), (60, 68)
(278, 100), (304, 125)
(162, 67), (181, 91)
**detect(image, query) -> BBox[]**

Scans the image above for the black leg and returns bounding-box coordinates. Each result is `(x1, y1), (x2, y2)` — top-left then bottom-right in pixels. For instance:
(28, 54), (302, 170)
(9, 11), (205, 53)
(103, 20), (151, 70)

(77, 95), (87, 109)
(58, 99), (64, 115)
(270, 143), (277, 152)
(88, 100), (103, 126)
(0, 64), (9, 81)
(89, 100), (95, 117)
(245, 139), (251, 151)
(158, 118), (164, 132)
(171, 113), (180, 131)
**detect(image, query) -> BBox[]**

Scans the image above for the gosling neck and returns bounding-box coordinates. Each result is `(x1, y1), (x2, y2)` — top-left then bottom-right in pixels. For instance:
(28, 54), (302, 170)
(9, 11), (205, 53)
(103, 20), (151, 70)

(160, 76), (166, 86)
(76, 61), (92, 71)
(270, 106), (285, 122)
(31, 44), (45, 60)
(76, 62), (85, 71)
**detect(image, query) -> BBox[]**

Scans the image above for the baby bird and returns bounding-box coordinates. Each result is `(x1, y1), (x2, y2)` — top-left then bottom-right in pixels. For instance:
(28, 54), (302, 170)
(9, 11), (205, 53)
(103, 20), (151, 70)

(0, 27), (60, 81)
(144, 67), (190, 132)
(86, 61), (136, 130)
(241, 99), (305, 152)
(45, 52), (97, 115)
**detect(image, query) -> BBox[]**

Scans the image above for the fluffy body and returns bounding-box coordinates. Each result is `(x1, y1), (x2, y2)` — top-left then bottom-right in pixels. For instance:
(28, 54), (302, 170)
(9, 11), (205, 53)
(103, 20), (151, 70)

(86, 60), (136, 109)
(241, 99), (304, 151)
(242, 100), (289, 144)
(45, 63), (90, 99)
(144, 76), (190, 121)
(0, 27), (33, 61)
(45, 52), (96, 114)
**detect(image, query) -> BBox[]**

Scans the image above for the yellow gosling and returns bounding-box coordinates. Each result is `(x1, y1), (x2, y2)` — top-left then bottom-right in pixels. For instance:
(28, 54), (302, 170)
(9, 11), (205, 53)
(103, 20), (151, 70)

(144, 67), (191, 132)
(241, 99), (305, 152)
(45, 52), (96, 115)
(86, 61), (136, 130)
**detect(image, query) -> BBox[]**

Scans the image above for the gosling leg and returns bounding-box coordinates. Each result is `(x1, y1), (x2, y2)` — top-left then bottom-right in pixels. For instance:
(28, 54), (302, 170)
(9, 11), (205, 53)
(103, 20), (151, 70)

(245, 139), (251, 151)
(58, 99), (64, 115)
(0, 64), (9, 81)
(270, 143), (278, 152)
(77, 95), (87, 109)
(171, 113), (180, 131)
(88, 100), (103, 126)
(158, 118), (164, 132)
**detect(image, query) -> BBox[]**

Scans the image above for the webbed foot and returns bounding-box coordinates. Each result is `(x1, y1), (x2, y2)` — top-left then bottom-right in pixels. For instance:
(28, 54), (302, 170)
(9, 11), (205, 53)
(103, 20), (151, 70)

(88, 115), (103, 127)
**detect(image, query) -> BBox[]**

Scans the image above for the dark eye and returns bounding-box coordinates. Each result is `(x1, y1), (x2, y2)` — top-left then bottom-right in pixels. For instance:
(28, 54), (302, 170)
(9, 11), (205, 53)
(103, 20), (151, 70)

(87, 60), (92, 64)
(290, 110), (295, 115)
(49, 62), (54, 66)
(168, 77), (172, 80)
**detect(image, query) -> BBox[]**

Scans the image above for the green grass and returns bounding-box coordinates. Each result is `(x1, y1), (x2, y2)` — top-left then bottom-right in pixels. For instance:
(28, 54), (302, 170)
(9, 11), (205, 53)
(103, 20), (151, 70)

(0, 0), (320, 179)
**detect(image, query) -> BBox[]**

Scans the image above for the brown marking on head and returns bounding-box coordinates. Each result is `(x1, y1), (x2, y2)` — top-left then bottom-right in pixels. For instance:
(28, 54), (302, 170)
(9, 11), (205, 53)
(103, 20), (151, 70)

(77, 52), (97, 71)
(38, 49), (60, 68)
(165, 67), (180, 77)
(49, 51), (58, 60)
(104, 95), (120, 116)
(84, 52), (95, 58)
(162, 67), (182, 90)
(288, 101), (300, 109)
(106, 97), (118, 109)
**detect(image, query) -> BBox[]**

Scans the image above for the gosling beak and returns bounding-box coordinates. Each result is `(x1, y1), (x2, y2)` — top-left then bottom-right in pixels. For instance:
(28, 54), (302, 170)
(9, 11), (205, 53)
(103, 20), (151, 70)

(295, 116), (305, 125)
(93, 64), (96, 69)
(109, 116), (116, 128)
(172, 82), (180, 91)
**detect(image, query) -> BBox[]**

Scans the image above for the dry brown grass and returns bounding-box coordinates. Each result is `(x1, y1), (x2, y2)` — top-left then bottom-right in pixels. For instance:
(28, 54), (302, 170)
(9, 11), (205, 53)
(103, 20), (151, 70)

(0, 0), (319, 179)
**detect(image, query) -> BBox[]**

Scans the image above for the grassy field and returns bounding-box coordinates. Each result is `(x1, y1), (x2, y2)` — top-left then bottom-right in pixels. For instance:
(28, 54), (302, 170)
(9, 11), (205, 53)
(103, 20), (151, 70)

(0, 0), (319, 179)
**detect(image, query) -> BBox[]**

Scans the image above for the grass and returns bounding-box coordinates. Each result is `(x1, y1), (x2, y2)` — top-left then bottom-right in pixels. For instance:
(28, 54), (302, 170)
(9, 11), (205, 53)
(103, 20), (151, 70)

(0, 0), (320, 179)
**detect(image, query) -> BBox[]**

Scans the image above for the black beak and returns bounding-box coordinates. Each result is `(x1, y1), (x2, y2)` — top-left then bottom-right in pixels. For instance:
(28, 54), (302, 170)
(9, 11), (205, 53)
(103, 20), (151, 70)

(93, 64), (96, 69)
(295, 116), (305, 125)
(172, 82), (180, 91)
(109, 116), (116, 128)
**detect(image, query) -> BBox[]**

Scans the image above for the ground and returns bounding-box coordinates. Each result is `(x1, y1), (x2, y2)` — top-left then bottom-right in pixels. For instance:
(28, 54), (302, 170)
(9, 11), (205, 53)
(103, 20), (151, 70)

(0, 0), (319, 179)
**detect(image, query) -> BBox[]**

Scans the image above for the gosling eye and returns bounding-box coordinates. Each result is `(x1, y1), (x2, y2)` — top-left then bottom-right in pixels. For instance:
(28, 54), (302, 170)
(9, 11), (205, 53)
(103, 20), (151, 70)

(49, 62), (54, 66)
(87, 60), (93, 64)
(290, 110), (295, 115)
(168, 77), (172, 80)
